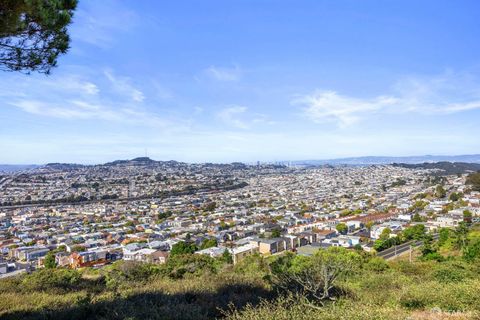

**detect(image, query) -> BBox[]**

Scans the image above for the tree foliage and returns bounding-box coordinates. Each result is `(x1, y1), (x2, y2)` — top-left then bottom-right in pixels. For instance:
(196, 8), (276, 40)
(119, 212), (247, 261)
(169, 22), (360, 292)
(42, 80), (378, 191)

(335, 223), (348, 234)
(270, 228), (281, 238)
(221, 249), (233, 264)
(435, 185), (446, 198)
(273, 247), (360, 306)
(0, 0), (77, 74)
(44, 251), (57, 269)
(170, 241), (198, 256)
(466, 172), (480, 191)
(200, 238), (218, 250)
(21, 268), (81, 292)
(463, 238), (480, 262)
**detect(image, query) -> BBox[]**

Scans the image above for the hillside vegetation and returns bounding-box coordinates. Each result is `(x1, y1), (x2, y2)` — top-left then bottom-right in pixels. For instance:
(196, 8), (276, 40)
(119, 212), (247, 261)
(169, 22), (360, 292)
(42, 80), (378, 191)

(1, 224), (480, 320)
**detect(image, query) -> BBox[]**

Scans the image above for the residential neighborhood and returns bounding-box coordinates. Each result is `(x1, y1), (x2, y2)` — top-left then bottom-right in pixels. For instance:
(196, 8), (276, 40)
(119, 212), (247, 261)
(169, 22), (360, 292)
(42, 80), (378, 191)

(1, 159), (479, 278)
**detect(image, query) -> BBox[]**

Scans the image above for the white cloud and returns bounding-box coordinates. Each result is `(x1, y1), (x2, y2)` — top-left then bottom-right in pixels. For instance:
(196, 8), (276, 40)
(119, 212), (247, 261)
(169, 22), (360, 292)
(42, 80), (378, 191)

(104, 70), (145, 102)
(217, 106), (249, 129)
(205, 65), (242, 81)
(295, 91), (397, 127)
(296, 72), (480, 127)
(52, 78), (99, 95)
(2, 68), (181, 130)
(9, 99), (167, 127)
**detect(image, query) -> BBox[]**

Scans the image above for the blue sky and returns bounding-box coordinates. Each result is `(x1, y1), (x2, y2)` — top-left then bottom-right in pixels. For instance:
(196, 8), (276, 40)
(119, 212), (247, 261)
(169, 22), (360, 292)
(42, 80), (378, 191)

(1, 0), (480, 164)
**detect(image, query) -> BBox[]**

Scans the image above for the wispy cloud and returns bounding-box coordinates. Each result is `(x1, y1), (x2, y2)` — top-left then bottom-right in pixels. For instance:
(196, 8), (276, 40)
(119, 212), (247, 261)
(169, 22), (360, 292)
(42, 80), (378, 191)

(2, 68), (180, 130)
(9, 99), (169, 128)
(205, 65), (242, 81)
(296, 72), (480, 127)
(216, 106), (275, 129)
(104, 70), (145, 102)
(295, 91), (396, 127)
(217, 106), (249, 129)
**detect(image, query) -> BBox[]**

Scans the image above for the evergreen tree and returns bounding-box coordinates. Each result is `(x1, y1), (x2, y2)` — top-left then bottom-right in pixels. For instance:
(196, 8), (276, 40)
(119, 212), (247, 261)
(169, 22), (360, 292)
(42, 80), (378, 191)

(0, 0), (77, 73)
(44, 252), (57, 269)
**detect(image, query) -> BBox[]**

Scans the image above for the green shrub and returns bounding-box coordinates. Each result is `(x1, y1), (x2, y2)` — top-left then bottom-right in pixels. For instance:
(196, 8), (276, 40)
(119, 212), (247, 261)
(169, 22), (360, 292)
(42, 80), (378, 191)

(167, 254), (218, 279)
(399, 294), (426, 310)
(433, 267), (465, 283)
(432, 261), (473, 283)
(234, 254), (270, 279)
(365, 257), (389, 272)
(21, 269), (81, 292)
(420, 252), (445, 262)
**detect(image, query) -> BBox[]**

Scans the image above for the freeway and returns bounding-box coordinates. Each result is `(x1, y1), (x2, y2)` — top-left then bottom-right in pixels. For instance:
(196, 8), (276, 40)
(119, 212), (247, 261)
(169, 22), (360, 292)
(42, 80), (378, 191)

(377, 233), (440, 260)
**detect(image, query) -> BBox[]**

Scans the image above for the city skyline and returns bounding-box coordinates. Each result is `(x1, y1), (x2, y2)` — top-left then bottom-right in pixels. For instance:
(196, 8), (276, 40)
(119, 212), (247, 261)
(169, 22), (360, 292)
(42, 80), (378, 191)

(1, 0), (480, 164)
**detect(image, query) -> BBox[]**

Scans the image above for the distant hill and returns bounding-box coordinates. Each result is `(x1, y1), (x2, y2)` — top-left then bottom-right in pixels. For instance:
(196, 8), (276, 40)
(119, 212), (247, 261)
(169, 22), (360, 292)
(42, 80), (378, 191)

(44, 163), (85, 170)
(3, 154), (480, 171)
(289, 154), (480, 166)
(392, 161), (480, 175)
(103, 157), (184, 167)
(0, 164), (39, 173)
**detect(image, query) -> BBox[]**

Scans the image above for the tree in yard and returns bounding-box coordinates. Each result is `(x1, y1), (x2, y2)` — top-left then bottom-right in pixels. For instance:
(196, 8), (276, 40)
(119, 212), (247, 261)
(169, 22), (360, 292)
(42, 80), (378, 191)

(200, 238), (217, 250)
(0, 0), (77, 74)
(402, 224), (426, 241)
(365, 221), (374, 235)
(449, 192), (462, 202)
(71, 245), (86, 252)
(170, 241), (197, 256)
(412, 213), (424, 222)
(270, 228), (281, 238)
(221, 249), (233, 264)
(379, 227), (392, 241)
(44, 251), (56, 269)
(435, 185), (446, 198)
(335, 223), (348, 234)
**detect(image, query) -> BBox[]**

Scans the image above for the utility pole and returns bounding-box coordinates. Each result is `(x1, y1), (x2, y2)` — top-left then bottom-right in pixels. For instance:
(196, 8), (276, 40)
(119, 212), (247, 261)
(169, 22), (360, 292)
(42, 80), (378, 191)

(409, 245), (412, 263)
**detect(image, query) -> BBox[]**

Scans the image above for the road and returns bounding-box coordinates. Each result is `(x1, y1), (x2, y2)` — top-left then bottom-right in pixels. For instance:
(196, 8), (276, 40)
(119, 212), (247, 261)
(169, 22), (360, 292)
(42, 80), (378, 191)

(377, 233), (439, 260)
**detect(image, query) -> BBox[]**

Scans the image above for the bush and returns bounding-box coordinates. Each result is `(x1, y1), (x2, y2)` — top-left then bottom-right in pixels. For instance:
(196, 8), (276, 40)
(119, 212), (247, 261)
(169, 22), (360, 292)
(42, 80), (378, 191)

(170, 241), (198, 256)
(433, 268), (465, 283)
(390, 260), (434, 280)
(420, 252), (445, 262)
(399, 294), (426, 310)
(234, 254), (270, 279)
(463, 239), (480, 262)
(365, 257), (389, 272)
(21, 269), (81, 292)
(167, 254), (218, 279)
(432, 261), (474, 284)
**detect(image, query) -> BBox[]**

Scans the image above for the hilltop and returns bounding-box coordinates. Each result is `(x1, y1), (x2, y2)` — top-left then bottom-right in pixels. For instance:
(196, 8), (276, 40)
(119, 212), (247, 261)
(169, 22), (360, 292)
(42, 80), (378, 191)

(392, 162), (480, 175)
(289, 154), (480, 166)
